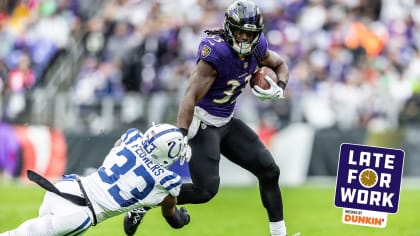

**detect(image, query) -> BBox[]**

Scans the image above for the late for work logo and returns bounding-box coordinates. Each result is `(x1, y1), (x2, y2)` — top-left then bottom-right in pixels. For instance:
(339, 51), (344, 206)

(334, 143), (404, 227)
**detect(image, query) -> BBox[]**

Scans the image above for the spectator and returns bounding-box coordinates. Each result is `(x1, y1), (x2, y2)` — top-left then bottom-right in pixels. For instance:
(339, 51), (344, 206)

(399, 94), (420, 125)
(4, 53), (35, 120)
(6, 52), (34, 92)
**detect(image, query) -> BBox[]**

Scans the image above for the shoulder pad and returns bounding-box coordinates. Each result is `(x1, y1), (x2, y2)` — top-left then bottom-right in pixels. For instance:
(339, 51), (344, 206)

(121, 128), (142, 145)
(197, 35), (230, 65)
(254, 33), (268, 62)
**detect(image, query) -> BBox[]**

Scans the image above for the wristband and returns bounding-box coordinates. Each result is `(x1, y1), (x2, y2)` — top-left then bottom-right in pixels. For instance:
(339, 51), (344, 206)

(179, 128), (188, 137)
(277, 80), (286, 90)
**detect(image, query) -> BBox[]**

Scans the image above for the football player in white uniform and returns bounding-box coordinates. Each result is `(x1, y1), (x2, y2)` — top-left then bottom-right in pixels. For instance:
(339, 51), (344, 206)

(0, 123), (192, 236)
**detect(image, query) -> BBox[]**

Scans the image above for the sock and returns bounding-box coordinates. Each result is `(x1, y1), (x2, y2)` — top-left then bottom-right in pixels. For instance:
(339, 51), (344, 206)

(269, 220), (286, 236)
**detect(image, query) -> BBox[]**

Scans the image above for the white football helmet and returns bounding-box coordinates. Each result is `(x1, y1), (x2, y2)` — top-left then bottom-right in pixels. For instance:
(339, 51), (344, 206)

(141, 123), (188, 167)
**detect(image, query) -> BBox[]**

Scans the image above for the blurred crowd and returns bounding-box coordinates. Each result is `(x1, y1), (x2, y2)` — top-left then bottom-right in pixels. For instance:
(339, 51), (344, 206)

(1, 0), (420, 133)
(0, 0), (102, 121)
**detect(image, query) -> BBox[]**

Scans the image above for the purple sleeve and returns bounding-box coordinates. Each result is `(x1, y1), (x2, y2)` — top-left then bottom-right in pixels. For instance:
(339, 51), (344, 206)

(196, 36), (227, 70)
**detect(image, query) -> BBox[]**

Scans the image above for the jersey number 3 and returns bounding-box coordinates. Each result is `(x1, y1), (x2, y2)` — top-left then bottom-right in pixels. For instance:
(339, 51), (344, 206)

(213, 80), (242, 104)
(98, 148), (155, 207)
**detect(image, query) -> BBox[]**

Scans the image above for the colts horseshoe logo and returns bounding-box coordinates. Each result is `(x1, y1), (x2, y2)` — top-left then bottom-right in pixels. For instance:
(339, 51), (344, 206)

(167, 140), (182, 159)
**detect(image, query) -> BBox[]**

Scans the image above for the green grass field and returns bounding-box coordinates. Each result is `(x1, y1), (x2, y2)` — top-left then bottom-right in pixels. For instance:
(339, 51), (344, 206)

(0, 181), (419, 236)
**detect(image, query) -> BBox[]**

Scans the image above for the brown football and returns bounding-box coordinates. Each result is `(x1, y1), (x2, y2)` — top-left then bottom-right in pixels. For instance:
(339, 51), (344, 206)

(249, 66), (278, 90)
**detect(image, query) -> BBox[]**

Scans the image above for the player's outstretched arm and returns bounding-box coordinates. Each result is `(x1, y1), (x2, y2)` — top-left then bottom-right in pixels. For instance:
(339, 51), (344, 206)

(160, 195), (190, 229)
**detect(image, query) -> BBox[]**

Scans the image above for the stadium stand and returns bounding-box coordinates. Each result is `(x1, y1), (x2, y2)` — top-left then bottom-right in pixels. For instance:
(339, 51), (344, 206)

(1, 0), (420, 180)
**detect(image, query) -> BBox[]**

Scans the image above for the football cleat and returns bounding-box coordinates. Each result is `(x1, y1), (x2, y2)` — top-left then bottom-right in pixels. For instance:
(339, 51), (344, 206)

(123, 208), (148, 236)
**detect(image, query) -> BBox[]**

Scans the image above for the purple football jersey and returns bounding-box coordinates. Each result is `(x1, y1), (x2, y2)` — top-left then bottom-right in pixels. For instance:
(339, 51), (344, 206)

(196, 33), (268, 118)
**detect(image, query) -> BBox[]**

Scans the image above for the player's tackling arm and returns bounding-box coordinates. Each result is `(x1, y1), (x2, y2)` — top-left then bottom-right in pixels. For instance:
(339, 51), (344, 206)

(260, 49), (289, 88)
(160, 195), (190, 229)
(176, 60), (217, 131)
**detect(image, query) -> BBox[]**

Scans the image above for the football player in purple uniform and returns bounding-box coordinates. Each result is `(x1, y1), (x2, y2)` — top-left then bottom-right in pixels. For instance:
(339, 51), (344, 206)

(124, 1), (292, 235)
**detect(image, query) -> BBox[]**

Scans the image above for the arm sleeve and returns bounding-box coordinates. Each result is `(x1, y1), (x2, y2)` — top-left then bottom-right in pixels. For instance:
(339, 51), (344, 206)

(159, 172), (182, 197)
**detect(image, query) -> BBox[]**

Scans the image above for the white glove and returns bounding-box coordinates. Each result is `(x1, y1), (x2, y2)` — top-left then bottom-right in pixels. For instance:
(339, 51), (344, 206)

(179, 136), (192, 165)
(251, 75), (285, 100)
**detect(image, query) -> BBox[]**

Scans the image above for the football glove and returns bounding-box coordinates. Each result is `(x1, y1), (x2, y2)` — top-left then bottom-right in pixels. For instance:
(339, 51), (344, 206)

(251, 75), (285, 100)
(179, 136), (191, 165)
(179, 207), (190, 225)
(165, 207), (190, 228)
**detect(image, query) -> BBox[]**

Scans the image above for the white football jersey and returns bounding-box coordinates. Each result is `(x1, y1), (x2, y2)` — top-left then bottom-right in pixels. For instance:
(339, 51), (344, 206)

(81, 128), (182, 223)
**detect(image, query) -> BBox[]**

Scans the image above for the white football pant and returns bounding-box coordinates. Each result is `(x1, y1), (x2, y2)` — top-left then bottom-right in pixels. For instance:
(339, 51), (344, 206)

(1, 180), (93, 236)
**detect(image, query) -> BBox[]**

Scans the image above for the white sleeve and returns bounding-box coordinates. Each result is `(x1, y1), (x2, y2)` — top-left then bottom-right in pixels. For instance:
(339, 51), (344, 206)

(159, 172), (182, 197)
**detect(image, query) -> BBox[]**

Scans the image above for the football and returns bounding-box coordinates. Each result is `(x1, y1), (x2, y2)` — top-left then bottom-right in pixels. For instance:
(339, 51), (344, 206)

(249, 66), (278, 90)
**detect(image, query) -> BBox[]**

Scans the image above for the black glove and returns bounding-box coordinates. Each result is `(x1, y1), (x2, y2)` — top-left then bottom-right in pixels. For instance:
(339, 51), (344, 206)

(165, 207), (190, 229)
(179, 207), (190, 225)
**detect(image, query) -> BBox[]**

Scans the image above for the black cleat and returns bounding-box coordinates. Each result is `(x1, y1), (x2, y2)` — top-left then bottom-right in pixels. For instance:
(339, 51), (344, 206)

(123, 208), (148, 236)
